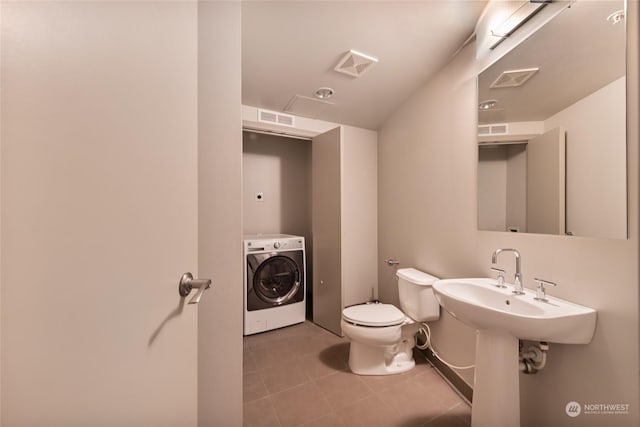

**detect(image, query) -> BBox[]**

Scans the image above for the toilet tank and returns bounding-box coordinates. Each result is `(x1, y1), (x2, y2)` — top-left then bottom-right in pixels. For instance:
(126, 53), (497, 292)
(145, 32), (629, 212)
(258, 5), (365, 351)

(396, 268), (440, 322)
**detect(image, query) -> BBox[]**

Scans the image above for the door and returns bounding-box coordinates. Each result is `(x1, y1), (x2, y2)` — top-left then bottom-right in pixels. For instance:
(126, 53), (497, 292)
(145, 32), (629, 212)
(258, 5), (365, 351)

(2, 3), (198, 425)
(526, 127), (566, 234)
(312, 127), (343, 335)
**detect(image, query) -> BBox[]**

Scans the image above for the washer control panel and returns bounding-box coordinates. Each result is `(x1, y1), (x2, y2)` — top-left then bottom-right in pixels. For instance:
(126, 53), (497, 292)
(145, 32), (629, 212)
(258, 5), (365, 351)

(245, 235), (305, 252)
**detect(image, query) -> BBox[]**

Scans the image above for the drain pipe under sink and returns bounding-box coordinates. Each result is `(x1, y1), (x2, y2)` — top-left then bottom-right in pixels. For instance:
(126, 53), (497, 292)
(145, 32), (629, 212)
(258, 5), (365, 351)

(416, 325), (550, 374)
(519, 341), (549, 374)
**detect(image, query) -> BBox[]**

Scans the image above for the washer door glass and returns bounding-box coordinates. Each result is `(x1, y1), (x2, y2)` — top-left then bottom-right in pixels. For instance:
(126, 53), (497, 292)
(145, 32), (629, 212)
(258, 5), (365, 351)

(253, 255), (301, 305)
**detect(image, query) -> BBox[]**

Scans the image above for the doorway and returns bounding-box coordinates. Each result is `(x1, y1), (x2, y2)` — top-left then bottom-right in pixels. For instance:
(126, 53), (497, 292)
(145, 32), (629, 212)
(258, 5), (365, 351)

(242, 130), (314, 318)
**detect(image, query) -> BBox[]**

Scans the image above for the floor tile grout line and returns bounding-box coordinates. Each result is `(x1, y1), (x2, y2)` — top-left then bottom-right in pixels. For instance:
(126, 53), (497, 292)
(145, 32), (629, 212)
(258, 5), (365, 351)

(268, 393), (285, 427)
(311, 378), (336, 427)
(311, 371), (374, 413)
(261, 361), (314, 397)
(421, 402), (472, 427)
(256, 363), (278, 400)
(277, 380), (334, 427)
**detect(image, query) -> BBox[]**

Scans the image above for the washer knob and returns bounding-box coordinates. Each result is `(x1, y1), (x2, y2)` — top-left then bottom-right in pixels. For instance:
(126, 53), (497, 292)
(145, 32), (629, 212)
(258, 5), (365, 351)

(273, 241), (281, 249)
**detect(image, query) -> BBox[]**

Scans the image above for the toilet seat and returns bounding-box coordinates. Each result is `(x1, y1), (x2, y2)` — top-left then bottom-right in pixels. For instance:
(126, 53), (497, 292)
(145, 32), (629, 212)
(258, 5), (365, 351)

(342, 303), (406, 327)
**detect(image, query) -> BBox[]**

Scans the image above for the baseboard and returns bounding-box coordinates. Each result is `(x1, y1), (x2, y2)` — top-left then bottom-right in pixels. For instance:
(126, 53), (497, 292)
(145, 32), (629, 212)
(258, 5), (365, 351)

(421, 348), (474, 405)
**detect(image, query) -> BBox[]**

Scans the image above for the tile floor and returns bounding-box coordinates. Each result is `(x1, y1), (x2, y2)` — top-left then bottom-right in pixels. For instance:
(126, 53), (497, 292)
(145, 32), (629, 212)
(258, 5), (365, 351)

(243, 321), (471, 427)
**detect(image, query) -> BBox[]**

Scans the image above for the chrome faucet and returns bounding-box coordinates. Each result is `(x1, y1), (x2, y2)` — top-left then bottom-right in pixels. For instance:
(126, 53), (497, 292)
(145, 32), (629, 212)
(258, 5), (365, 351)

(491, 248), (525, 295)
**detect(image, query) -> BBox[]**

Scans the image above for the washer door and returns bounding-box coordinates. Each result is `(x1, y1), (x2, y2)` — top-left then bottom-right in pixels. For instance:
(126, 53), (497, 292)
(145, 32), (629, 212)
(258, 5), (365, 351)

(253, 255), (300, 304)
(246, 251), (304, 311)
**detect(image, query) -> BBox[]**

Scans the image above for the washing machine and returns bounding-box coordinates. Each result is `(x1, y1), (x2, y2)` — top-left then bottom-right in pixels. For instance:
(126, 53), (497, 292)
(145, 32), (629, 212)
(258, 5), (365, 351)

(244, 234), (306, 335)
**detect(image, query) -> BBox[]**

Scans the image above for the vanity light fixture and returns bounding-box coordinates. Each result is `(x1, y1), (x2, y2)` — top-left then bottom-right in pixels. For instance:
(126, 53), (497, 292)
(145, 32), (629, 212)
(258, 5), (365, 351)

(606, 10), (625, 26)
(490, 1), (551, 50)
(314, 87), (335, 100)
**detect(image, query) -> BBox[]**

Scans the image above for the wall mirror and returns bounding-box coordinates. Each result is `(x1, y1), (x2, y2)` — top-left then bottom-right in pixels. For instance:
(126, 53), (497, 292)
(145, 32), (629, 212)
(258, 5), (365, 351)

(477, 1), (627, 239)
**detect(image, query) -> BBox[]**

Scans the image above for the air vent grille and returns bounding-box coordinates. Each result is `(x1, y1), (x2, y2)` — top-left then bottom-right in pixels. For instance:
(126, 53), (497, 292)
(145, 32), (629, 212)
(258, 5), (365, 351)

(490, 68), (539, 89)
(258, 109), (295, 128)
(334, 49), (378, 78)
(478, 123), (509, 136)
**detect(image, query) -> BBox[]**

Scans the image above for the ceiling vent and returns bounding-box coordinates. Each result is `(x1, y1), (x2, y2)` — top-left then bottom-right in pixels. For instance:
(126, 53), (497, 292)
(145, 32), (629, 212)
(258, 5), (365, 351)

(334, 49), (378, 78)
(257, 109), (295, 128)
(490, 68), (539, 89)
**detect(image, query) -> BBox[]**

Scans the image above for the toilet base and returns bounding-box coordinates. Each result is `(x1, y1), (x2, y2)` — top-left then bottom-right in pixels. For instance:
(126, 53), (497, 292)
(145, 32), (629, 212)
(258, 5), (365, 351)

(348, 340), (416, 375)
(342, 319), (422, 376)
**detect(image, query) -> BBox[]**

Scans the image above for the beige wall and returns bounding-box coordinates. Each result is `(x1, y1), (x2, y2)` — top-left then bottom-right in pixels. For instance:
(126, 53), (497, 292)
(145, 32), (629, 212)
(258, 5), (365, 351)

(378, 4), (638, 427)
(242, 131), (312, 239)
(197, 2), (243, 426)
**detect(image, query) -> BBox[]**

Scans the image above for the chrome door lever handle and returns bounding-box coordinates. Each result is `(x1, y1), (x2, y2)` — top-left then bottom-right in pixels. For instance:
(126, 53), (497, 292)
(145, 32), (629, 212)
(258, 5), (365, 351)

(179, 272), (211, 304)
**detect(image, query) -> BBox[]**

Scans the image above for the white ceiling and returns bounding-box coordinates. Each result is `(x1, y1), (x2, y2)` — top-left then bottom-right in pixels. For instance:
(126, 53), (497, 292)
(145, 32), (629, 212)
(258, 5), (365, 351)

(242, 1), (487, 130)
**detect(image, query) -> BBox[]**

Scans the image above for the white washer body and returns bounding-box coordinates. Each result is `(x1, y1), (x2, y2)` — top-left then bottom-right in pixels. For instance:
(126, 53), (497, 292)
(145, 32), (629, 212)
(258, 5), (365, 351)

(243, 234), (306, 335)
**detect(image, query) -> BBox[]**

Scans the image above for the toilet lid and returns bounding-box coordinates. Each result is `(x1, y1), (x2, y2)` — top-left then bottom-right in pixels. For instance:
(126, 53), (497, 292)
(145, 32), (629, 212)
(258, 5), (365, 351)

(342, 303), (406, 327)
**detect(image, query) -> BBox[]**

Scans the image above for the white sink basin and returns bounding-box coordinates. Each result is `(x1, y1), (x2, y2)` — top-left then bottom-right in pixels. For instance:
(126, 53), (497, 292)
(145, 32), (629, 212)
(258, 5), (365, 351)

(432, 278), (597, 344)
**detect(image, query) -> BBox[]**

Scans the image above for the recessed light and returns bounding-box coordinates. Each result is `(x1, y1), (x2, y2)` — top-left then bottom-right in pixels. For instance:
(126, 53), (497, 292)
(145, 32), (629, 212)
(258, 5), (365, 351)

(314, 87), (335, 100)
(479, 100), (498, 111)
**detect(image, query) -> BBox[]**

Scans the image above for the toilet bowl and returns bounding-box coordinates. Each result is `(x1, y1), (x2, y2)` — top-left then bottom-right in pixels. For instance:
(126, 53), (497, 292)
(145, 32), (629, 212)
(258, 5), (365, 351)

(341, 268), (440, 375)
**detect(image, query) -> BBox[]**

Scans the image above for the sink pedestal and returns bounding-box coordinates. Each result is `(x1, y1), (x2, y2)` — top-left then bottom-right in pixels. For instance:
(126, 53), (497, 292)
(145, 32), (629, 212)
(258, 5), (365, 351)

(472, 329), (520, 427)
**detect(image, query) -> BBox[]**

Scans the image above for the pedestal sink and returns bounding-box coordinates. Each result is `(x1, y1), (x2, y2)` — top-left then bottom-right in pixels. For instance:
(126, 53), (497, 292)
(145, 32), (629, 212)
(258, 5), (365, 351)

(432, 278), (596, 427)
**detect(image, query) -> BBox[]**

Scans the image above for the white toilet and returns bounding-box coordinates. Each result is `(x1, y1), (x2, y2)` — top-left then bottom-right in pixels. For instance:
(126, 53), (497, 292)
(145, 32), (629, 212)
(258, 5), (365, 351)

(341, 268), (440, 375)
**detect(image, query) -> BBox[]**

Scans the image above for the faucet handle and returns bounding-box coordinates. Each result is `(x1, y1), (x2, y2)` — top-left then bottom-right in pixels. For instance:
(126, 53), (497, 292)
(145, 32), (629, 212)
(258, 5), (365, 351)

(490, 267), (507, 288)
(533, 278), (557, 302)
